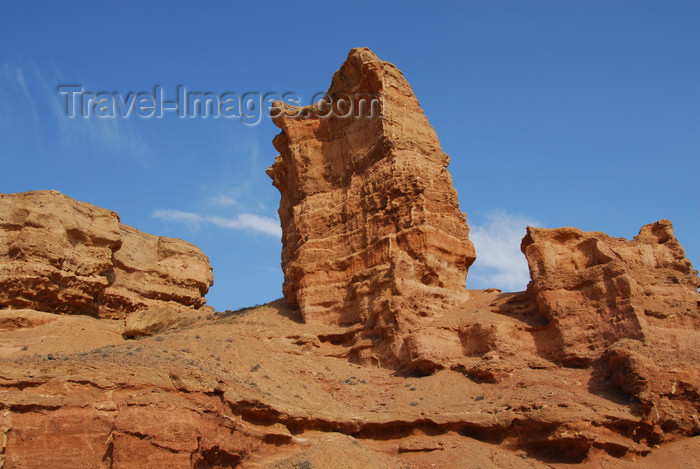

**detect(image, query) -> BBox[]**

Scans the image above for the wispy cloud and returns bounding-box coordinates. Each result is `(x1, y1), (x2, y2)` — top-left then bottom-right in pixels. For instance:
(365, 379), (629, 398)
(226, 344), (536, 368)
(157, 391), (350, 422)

(76, 117), (150, 159)
(0, 57), (150, 161)
(210, 194), (237, 207)
(153, 209), (281, 238)
(1, 64), (39, 124)
(468, 211), (542, 292)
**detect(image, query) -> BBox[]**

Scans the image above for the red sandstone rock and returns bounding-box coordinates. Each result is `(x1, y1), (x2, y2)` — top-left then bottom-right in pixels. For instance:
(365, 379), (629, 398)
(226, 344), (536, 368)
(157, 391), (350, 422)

(0, 190), (213, 321)
(2, 49), (700, 468)
(521, 220), (700, 366)
(1, 297), (698, 468)
(267, 48), (475, 368)
(522, 220), (700, 436)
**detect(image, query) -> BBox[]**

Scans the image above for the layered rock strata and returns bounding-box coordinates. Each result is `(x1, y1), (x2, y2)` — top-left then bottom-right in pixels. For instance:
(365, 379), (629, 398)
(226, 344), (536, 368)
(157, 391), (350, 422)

(522, 220), (700, 435)
(521, 220), (700, 365)
(267, 48), (475, 368)
(0, 190), (213, 320)
(2, 298), (699, 467)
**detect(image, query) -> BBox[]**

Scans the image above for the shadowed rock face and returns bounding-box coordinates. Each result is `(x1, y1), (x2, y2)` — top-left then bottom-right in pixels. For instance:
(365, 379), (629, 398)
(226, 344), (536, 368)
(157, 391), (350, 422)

(0, 190), (213, 319)
(267, 48), (475, 368)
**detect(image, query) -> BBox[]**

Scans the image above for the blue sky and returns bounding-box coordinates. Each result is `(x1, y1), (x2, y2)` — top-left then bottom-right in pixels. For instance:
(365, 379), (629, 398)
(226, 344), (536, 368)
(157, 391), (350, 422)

(1, 1), (698, 310)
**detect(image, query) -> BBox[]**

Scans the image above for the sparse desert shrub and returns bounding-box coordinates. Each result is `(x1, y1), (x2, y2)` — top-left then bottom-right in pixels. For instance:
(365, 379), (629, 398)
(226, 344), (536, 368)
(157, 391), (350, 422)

(217, 304), (261, 319)
(293, 459), (311, 469)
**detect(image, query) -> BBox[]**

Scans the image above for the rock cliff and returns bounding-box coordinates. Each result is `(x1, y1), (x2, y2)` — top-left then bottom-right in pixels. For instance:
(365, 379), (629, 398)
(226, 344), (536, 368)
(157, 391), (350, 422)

(2, 297), (699, 468)
(267, 48), (475, 368)
(0, 190), (213, 321)
(521, 220), (700, 436)
(521, 220), (699, 366)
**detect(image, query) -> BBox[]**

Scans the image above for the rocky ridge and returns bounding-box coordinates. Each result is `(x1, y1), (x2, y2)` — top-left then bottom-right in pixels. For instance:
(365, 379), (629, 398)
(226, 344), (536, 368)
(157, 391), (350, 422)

(1, 295), (698, 468)
(0, 190), (213, 328)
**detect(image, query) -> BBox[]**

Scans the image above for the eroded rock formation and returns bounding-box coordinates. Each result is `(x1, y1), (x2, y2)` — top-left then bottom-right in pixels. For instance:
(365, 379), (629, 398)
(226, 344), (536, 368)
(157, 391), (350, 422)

(1, 49), (700, 468)
(0, 190), (213, 322)
(267, 48), (475, 368)
(521, 220), (700, 365)
(522, 220), (700, 435)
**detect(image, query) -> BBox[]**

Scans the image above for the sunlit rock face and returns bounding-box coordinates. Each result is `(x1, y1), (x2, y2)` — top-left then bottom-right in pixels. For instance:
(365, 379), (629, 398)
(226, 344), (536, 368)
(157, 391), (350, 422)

(522, 220), (700, 366)
(0, 190), (213, 319)
(522, 221), (700, 434)
(267, 48), (476, 367)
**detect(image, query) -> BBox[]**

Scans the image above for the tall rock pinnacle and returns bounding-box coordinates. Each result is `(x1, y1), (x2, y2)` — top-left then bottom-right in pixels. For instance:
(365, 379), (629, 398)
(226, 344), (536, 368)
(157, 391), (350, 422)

(267, 48), (475, 367)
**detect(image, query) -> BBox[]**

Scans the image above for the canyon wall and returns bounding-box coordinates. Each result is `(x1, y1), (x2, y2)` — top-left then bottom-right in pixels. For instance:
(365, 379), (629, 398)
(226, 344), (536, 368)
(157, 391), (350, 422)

(1, 49), (700, 467)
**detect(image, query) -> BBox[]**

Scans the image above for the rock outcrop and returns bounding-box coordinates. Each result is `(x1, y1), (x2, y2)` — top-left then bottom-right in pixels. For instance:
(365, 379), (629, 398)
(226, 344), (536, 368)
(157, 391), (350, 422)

(521, 220), (700, 366)
(267, 48), (475, 368)
(522, 220), (700, 435)
(2, 298), (699, 468)
(0, 190), (213, 321)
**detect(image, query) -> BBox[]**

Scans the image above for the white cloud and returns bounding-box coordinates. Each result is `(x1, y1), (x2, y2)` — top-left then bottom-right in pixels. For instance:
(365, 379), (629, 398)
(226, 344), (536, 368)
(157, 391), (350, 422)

(153, 209), (202, 224)
(210, 194), (237, 207)
(153, 209), (281, 238)
(468, 211), (542, 292)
